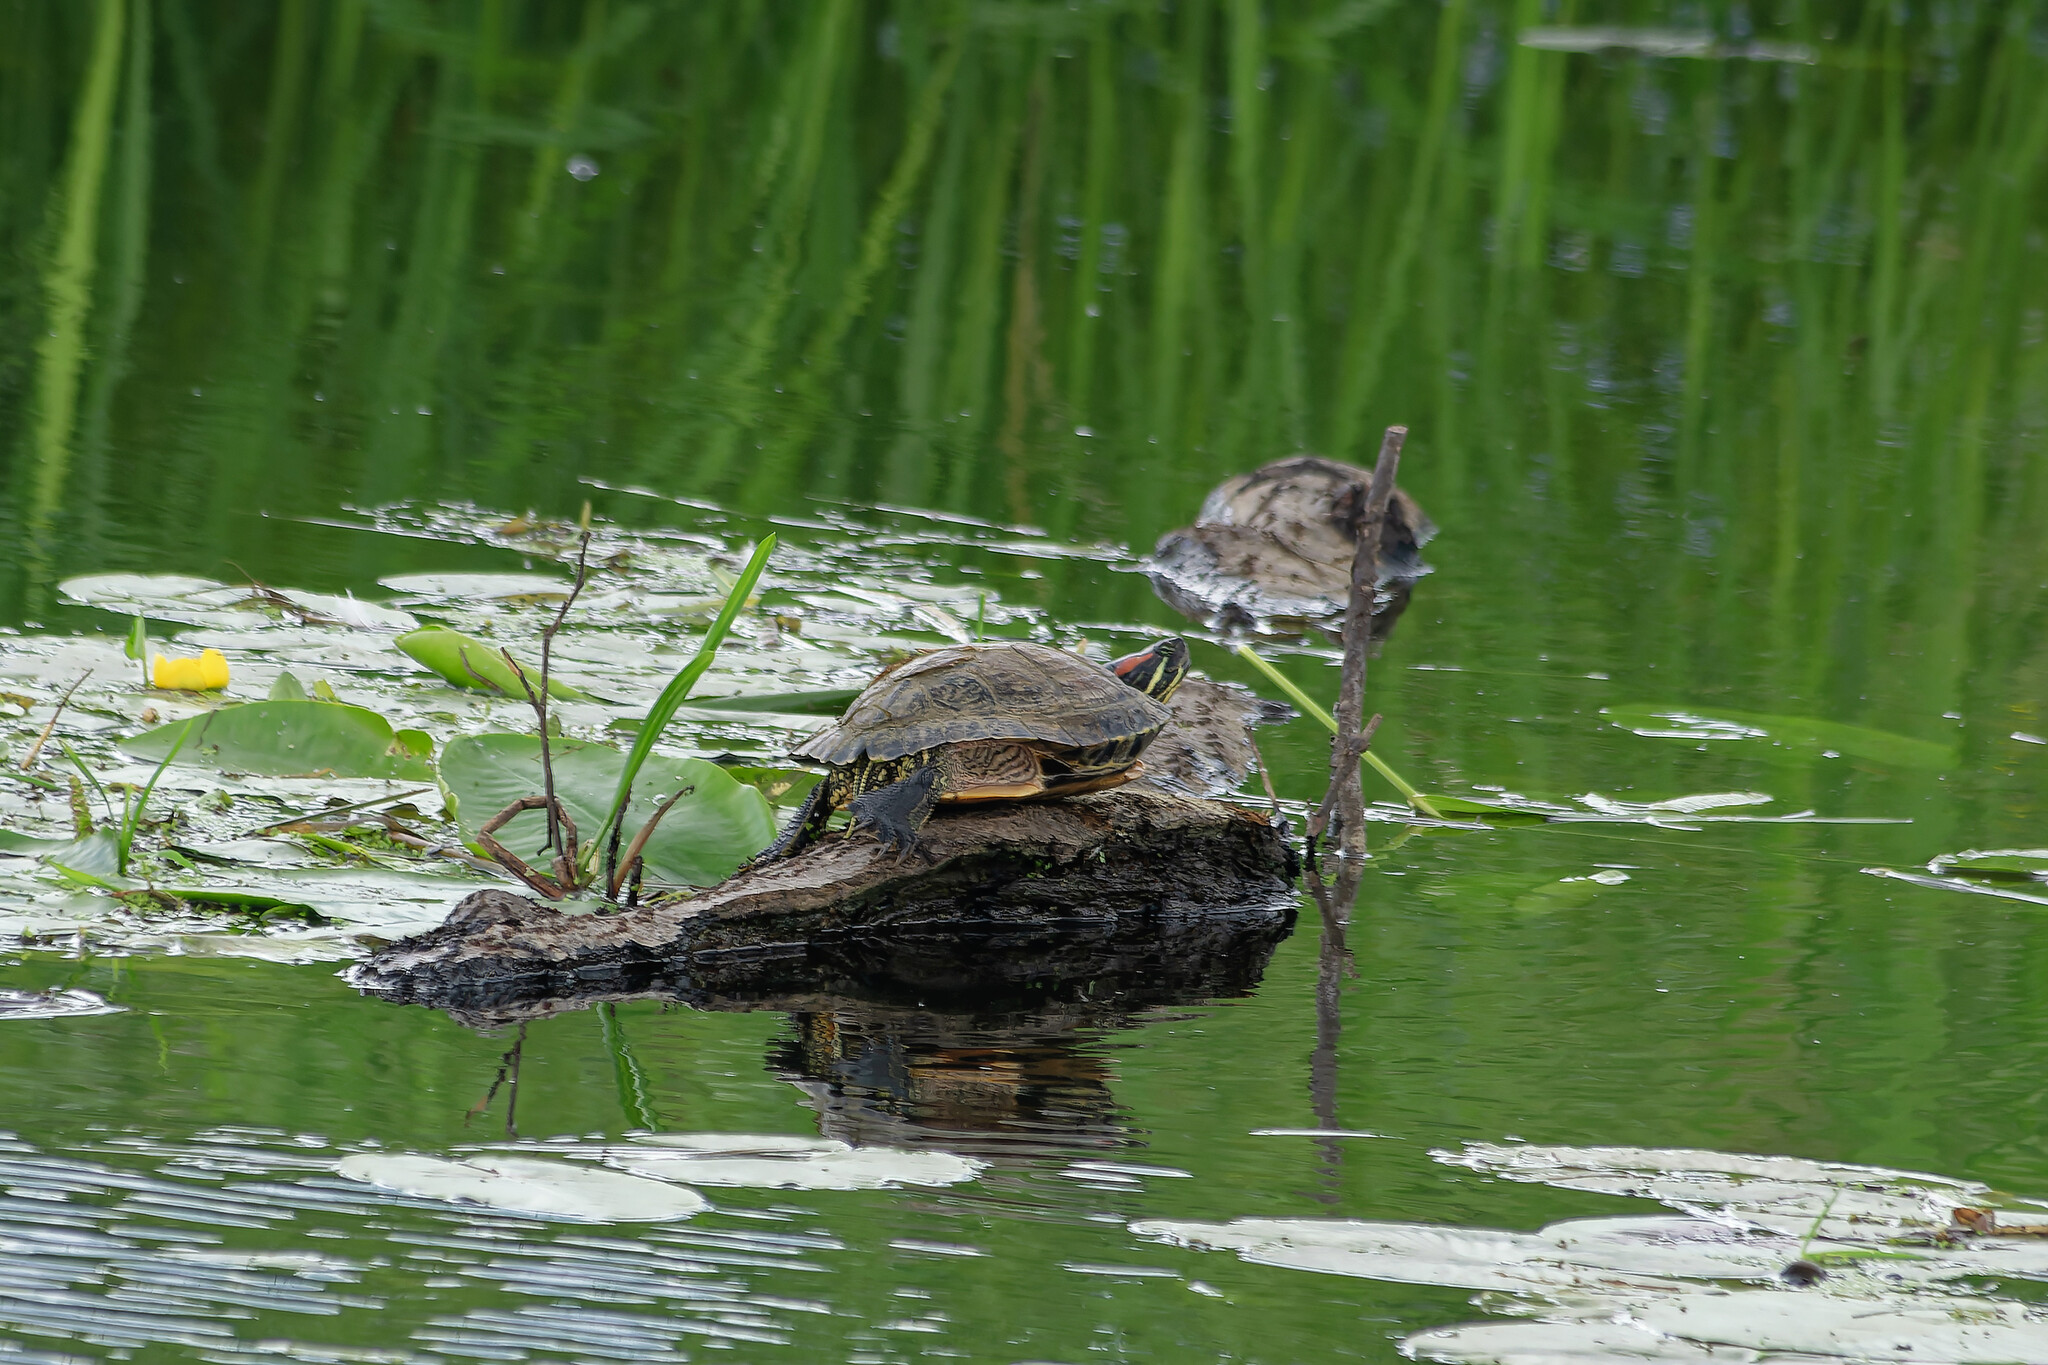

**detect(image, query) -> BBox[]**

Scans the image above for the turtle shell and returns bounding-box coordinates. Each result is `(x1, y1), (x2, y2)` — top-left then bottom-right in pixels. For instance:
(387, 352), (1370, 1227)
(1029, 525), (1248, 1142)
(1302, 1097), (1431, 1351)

(795, 642), (1173, 766)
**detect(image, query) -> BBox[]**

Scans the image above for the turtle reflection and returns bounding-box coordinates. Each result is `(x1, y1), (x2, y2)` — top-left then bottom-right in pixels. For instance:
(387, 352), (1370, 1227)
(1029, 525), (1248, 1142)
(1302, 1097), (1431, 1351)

(754, 906), (1293, 1155)
(773, 1004), (1129, 1154)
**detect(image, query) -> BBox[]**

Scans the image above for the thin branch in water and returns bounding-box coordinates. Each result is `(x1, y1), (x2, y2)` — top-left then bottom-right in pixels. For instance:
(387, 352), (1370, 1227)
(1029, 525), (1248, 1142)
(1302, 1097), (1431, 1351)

(529, 528), (595, 859)
(1309, 712), (1382, 861)
(1326, 424), (1407, 859)
(22, 671), (90, 771)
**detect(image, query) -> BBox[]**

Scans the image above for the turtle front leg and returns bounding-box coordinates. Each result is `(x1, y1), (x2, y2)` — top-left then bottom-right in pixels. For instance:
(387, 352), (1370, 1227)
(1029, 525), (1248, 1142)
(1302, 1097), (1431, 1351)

(846, 762), (944, 860)
(748, 774), (839, 865)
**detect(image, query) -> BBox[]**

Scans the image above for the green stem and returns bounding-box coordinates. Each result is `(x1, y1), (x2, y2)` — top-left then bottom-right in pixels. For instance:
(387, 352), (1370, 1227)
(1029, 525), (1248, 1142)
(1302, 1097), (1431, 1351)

(1234, 644), (1441, 819)
(599, 1003), (657, 1132)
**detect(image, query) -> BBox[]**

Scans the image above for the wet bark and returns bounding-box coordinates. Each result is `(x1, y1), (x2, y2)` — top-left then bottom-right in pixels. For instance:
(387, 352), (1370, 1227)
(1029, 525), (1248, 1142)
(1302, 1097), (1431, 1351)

(351, 787), (1298, 1021)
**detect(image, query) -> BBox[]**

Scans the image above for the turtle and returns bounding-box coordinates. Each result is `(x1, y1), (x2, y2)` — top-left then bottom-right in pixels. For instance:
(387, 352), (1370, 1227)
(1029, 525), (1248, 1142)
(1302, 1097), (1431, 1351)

(754, 637), (1191, 862)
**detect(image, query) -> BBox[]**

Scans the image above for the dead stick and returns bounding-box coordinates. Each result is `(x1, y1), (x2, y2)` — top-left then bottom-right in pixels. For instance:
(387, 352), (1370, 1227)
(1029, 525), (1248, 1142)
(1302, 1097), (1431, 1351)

(1311, 713), (1383, 849)
(21, 672), (90, 771)
(532, 530), (594, 860)
(607, 785), (694, 901)
(1326, 425), (1406, 860)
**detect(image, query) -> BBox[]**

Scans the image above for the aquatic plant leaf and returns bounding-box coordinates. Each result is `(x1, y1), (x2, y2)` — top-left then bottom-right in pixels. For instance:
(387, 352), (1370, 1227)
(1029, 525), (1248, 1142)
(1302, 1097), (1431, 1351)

(60, 573), (415, 631)
(1405, 1301), (2048, 1365)
(1604, 706), (1956, 769)
(1145, 1141), (2048, 1364)
(0, 988), (124, 1020)
(1577, 791), (1771, 815)
(335, 1152), (706, 1222)
(394, 628), (591, 699)
(482, 1133), (981, 1189)
(599, 536), (776, 850)
(1511, 871), (1631, 913)
(1437, 1142), (1984, 1240)
(379, 571), (573, 601)
(41, 831), (127, 884)
(268, 671), (308, 701)
(1863, 866), (2048, 907)
(121, 701), (434, 780)
(1130, 1216), (1696, 1294)
(1928, 849), (2048, 882)
(686, 687), (863, 716)
(612, 1145), (983, 1190)
(438, 735), (774, 886)
(715, 765), (824, 806)
(1412, 794), (1552, 824)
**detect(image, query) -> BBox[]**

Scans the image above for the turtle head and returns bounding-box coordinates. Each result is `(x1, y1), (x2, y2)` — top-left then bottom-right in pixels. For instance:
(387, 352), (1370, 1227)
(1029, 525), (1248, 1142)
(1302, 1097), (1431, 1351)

(1110, 637), (1190, 703)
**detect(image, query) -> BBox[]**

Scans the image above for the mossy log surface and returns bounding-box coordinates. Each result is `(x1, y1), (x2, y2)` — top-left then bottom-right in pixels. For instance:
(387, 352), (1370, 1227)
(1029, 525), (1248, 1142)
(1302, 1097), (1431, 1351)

(350, 788), (1298, 1019)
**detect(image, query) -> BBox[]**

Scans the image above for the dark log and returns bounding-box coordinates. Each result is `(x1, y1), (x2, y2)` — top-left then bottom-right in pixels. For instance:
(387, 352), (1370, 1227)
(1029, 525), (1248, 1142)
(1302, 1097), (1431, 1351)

(349, 787), (1299, 1023)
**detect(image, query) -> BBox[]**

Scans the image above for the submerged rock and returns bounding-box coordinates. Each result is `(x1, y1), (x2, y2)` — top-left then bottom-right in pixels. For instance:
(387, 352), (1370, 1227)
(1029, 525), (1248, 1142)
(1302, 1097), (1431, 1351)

(1148, 454), (1436, 639)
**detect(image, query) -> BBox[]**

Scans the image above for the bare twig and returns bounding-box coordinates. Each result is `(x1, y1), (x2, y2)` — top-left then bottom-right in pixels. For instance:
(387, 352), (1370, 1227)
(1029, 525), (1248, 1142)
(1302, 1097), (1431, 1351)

(1326, 425), (1407, 859)
(1309, 713), (1383, 853)
(603, 814), (625, 905)
(477, 795), (580, 899)
(1246, 732), (1283, 819)
(607, 784), (694, 900)
(22, 671), (90, 771)
(519, 529), (594, 863)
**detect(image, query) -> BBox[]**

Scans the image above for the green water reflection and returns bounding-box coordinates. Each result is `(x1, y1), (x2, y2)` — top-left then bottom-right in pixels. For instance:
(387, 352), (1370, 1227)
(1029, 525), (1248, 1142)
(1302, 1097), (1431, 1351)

(2, 1), (2046, 1360)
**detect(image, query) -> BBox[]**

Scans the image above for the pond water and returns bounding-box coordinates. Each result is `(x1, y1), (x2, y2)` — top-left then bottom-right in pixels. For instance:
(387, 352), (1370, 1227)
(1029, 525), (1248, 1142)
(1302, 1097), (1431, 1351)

(3, 4), (2047, 1362)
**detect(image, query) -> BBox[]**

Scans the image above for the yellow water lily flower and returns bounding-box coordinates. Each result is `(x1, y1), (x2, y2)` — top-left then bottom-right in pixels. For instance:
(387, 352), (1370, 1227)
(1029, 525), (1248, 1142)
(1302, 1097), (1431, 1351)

(152, 649), (230, 691)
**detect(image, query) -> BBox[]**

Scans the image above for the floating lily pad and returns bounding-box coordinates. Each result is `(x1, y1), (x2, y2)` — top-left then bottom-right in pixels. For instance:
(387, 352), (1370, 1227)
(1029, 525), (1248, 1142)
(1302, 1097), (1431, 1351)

(395, 628), (591, 699)
(1604, 706), (1956, 769)
(611, 1145), (983, 1190)
(1929, 849), (2048, 883)
(335, 1152), (706, 1222)
(716, 765), (824, 806)
(438, 735), (775, 886)
(1144, 1142), (2048, 1365)
(379, 572), (572, 601)
(121, 701), (434, 780)
(60, 574), (415, 631)
(0, 988), (125, 1020)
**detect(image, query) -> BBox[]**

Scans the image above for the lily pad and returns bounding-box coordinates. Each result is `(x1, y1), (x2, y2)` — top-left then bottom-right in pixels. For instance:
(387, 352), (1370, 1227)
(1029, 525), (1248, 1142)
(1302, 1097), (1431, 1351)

(0, 988), (125, 1020)
(395, 628), (591, 700)
(716, 765), (824, 806)
(121, 701), (434, 780)
(1143, 1142), (2048, 1365)
(438, 735), (775, 886)
(335, 1152), (706, 1222)
(379, 572), (572, 601)
(1928, 849), (2048, 883)
(59, 573), (415, 631)
(1604, 706), (1956, 770)
(611, 1145), (983, 1190)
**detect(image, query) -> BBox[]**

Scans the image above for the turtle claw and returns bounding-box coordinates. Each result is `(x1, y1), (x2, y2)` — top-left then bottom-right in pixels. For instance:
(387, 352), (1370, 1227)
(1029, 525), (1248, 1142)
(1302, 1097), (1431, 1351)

(847, 765), (941, 861)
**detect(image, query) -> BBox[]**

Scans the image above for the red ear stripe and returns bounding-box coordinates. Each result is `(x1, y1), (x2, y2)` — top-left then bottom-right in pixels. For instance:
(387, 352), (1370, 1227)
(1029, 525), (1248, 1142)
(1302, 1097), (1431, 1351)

(1111, 651), (1152, 677)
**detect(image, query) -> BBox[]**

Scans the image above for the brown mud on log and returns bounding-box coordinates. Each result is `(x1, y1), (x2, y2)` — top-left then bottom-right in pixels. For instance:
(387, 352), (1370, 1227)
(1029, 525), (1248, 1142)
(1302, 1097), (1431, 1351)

(349, 787), (1298, 1020)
